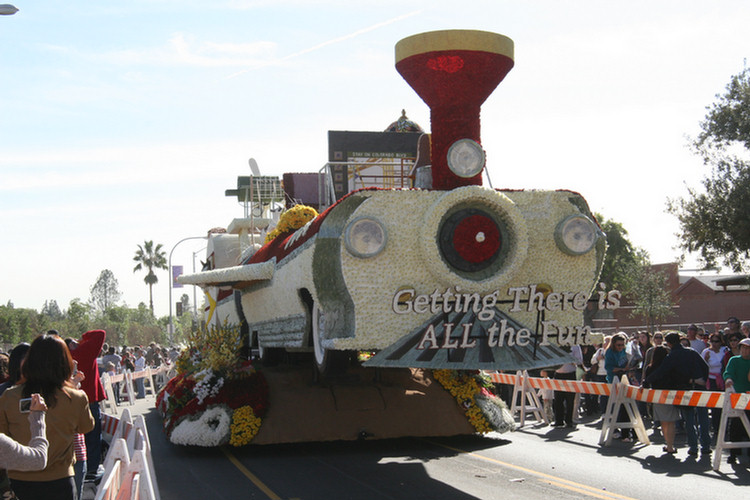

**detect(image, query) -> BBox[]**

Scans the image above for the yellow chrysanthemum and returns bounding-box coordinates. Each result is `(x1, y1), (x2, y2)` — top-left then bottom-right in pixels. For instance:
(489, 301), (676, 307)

(264, 204), (319, 244)
(433, 369), (494, 434)
(230, 405), (262, 447)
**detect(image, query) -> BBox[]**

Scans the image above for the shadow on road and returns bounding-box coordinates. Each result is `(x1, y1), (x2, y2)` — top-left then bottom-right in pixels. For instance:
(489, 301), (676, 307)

(144, 406), (514, 499)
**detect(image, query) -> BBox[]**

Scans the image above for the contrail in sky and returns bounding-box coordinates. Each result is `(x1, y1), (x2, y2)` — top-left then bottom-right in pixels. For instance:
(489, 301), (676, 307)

(225, 10), (422, 80)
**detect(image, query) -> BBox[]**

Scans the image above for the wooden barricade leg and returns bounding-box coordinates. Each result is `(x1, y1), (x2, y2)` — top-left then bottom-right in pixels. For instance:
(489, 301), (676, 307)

(599, 376), (650, 446)
(618, 377), (650, 445)
(134, 415), (161, 500)
(101, 373), (118, 417)
(712, 391), (750, 471)
(599, 379), (621, 445)
(143, 368), (157, 397)
(95, 459), (122, 500)
(510, 370), (524, 424)
(572, 393), (581, 424)
(121, 372), (136, 406)
(128, 449), (157, 500)
(96, 439), (130, 500)
(510, 370), (546, 427)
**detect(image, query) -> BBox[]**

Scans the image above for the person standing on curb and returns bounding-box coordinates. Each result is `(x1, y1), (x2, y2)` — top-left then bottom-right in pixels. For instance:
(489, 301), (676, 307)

(644, 331), (710, 456)
(65, 330), (106, 480)
(723, 337), (750, 465)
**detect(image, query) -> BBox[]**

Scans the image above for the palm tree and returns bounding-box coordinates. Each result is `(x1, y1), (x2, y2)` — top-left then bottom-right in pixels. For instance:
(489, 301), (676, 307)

(133, 240), (168, 315)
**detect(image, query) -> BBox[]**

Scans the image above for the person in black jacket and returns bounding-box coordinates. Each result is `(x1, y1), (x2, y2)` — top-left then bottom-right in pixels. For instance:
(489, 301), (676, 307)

(644, 332), (710, 456)
(643, 346), (680, 453)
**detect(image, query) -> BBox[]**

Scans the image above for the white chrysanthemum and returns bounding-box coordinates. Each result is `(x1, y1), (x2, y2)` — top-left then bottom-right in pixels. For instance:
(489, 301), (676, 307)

(170, 406), (232, 447)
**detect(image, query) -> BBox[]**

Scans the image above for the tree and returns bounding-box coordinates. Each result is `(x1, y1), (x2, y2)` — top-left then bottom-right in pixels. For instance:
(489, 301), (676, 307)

(624, 263), (676, 332)
(41, 299), (63, 321)
(583, 214), (642, 327)
(596, 213), (640, 290)
(133, 240), (168, 315)
(669, 67), (750, 272)
(90, 269), (122, 314)
(66, 298), (92, 335)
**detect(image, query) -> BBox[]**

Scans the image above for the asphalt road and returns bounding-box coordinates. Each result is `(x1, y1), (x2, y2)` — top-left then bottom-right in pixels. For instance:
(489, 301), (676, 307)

(142, 407), (750, 500)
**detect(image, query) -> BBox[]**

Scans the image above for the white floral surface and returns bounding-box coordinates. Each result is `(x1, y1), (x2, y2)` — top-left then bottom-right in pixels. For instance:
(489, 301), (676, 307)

(170, 405), (231, 447)
(333, 188), (600, 350)
(235, 187), (602, 352)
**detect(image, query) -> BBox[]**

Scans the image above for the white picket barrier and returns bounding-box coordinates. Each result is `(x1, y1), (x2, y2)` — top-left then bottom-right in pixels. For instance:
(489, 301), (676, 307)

(97, 409), (160, 500)
(130, 369), (156, 398)
(712, 389), (750, 471)
(119, 372), (137, 406)
(598, 376), (650, 446)
(507, 371), (547, 427)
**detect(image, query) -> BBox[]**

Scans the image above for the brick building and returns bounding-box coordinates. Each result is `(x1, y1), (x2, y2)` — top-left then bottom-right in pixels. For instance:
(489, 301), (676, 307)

(596, 263), (750, 334)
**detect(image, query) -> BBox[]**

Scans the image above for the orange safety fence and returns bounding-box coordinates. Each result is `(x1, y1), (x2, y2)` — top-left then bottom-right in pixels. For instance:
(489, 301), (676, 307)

(487, 371), (750, 410)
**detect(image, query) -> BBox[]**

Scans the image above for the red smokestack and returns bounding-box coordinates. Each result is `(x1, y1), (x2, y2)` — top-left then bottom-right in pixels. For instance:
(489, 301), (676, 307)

(395, 30), (514, 190)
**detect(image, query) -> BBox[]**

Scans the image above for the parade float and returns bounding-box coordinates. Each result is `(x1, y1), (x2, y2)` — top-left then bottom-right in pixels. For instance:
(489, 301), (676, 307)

(158, 29), (606, 446)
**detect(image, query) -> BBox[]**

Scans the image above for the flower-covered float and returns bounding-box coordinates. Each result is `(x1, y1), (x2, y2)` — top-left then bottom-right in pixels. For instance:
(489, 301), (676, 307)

(168, 29), (609, 446)
(179, 29), (606, 377)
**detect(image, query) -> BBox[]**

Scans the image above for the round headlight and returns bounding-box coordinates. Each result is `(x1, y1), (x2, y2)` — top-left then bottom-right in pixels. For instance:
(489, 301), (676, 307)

(344, 217), (387, 258)
(555, 215), (598, 256)
(447, 139), (485, 178)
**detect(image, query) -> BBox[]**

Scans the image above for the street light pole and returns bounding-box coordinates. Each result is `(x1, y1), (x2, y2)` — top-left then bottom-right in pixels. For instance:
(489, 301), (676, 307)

(192, 247), (206, 318)
(168, 236), (207, 344)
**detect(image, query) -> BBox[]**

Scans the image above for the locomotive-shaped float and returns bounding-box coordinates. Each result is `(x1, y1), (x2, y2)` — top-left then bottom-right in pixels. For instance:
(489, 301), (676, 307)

(179, 29), (606, 375)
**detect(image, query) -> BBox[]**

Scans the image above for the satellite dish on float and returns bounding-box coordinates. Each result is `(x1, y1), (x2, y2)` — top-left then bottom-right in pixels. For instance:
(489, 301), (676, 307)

(248, 158), (260, 176)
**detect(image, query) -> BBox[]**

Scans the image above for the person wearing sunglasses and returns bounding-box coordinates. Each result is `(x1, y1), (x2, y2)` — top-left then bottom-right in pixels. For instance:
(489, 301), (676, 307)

(605, 333), (637, 441)
(703, 334), (728, 435)
(722, 335), (742, 371)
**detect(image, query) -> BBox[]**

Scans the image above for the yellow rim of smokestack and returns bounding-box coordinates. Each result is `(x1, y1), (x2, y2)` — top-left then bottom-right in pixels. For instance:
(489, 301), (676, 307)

(395, 29), (514, 64)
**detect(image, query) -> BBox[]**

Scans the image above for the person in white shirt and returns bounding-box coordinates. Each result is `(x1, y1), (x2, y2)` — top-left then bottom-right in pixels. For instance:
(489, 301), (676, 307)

(702, 333), (728, 435)
(133, 348), (146, 399)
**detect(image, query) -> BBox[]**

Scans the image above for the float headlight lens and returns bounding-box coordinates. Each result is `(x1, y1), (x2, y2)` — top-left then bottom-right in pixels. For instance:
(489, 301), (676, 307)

(447, 139), (485, 178)
(555, 215), (598, 255)
(344, 217), (387, 258)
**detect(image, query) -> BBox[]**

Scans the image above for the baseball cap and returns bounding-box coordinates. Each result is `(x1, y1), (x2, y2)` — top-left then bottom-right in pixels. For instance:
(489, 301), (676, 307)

(739, 338), (750, 347)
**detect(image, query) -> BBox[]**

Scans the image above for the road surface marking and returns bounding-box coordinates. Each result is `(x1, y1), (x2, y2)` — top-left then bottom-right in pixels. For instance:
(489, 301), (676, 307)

(221, 446), (282, 500)
(538, 478), (630, 500)
(423, 439), (637, 500)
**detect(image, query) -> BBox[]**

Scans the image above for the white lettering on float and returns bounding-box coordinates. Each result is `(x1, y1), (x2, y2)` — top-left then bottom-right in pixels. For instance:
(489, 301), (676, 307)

(392, 285), (616, 350)
(392, 287), (498, 321)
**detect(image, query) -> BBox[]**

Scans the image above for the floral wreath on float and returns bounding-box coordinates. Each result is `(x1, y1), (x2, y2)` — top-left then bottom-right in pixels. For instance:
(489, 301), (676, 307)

(156, 323), (269, 447)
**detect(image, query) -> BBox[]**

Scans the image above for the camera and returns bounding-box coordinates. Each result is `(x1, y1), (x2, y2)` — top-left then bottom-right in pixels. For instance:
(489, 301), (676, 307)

(19, 398), (32, 413)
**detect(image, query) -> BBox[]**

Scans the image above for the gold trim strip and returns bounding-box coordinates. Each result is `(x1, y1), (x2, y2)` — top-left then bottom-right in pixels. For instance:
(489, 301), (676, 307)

(395, 30), (514, 63)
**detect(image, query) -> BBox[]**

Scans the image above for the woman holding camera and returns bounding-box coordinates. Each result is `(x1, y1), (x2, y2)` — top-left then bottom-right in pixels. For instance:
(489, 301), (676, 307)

(0, 393), (49, 499)
(0, 393), (49, 468)
(0, 334), (95, 500)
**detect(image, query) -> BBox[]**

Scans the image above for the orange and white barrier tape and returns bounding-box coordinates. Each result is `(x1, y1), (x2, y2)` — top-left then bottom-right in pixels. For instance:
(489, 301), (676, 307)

(623, 385), (750, 411)
(488, 372), (519, 385)
(526, 377), (611, 397)
(488, 371), (750, 410)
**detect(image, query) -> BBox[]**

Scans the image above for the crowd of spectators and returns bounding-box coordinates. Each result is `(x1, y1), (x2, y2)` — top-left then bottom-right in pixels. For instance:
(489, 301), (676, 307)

(550, 316), (750, 465)
(0, 329), (181, 500)
(97, 342), (178, 402)
(1, 316), (749, 498)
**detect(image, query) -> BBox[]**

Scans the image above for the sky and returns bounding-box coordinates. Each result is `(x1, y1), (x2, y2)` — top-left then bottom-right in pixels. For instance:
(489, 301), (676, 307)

(1, 0), (749, 319)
